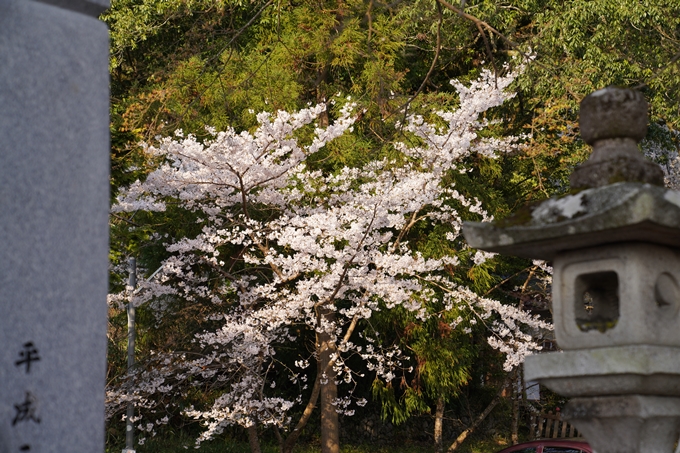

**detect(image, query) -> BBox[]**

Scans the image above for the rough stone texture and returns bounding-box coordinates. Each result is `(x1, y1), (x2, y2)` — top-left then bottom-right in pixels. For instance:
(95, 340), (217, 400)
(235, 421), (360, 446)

(527, 346), (680, 453)
(462, 88), (671, 257)
(462, 183), (680, 260)
(562, 396), (680, 453)
(0, 0), (109, 451)
(569, 152), (665, 189)
(553, 243), (680, 350)
(33, 0), (109, 17)
(579, 88), (648, 145)
(525, 345), (680, 397)
(571, 88), (664, 189)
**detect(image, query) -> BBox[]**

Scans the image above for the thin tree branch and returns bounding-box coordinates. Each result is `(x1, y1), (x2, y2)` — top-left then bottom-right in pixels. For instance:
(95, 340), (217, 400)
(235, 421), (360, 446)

(483, 266), (535, 297)
(282, 374), (321, 453)
(111, 212), (142, 227)
(475, 21), (498, 82)
(446, 376), (512, 452)
(632, 49), (680, 90)
(436, 0), (519, 49)
(398, 0), (443, 117)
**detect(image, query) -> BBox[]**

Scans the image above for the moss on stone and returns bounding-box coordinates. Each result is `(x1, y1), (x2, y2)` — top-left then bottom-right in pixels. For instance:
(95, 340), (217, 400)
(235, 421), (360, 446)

(577, 319), (619, 333)
(495, 202), (539, 227)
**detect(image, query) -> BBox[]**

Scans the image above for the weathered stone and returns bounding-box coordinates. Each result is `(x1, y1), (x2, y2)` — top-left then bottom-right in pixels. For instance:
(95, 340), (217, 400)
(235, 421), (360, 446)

(0, 0), (109, 451)
(463, 88), (671, 257)
(570, 153), (664, 189)
(579, 88), (648, 145)
(32, 0), (109, 16)
(552, 243), (680, 350)
(527, 346), (680, 453)
(570, 88), (664, 189)
(462, 183), (680, 260)
(525, 345), (680, 397)
(562, 396), (680, 453)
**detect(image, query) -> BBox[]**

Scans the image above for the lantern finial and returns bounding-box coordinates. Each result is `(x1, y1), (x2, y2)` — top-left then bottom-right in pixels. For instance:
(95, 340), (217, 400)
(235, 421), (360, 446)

(570, 87), (664, 189)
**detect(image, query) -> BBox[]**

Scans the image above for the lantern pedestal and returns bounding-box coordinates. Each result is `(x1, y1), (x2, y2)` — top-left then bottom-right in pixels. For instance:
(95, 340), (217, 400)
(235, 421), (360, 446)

(563, 395), (680, 453)
(526, 345), (680, 452)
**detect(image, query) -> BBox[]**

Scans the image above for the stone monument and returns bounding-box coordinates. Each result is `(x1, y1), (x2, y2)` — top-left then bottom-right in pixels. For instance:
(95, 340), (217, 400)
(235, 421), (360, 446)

(463, 88), (680, 453)
(0, 0), (109, 451)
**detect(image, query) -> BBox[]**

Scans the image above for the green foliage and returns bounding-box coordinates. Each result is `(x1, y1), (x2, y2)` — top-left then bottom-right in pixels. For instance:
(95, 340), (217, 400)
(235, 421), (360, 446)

(516, 0), (680, 193)
(104, 0), (680, 448)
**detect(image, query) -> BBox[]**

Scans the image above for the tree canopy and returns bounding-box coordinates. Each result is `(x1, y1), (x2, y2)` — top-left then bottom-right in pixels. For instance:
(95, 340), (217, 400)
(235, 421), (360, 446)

(103, 0), (680, 451)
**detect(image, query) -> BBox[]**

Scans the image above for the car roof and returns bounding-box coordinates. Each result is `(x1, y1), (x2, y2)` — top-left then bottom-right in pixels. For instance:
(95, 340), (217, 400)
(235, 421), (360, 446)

(495, 439), (592, 453)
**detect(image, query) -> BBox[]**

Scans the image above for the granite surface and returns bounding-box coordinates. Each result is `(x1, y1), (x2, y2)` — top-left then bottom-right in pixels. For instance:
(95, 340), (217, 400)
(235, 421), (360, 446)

(525, 345), (680, 397)
(0, 0), (109, 451)
(32, 0), (109, 16)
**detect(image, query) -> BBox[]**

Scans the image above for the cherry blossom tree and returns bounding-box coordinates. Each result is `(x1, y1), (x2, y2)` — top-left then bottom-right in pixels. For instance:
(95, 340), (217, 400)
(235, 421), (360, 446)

(106, 67), (552, 453)
(642, 125), (680, 191)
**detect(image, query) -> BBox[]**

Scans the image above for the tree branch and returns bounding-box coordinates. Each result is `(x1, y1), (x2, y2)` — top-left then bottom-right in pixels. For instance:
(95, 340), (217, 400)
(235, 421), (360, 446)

(398, 0), (443, 117)
(446, 376), (511, 452)
(436, 0), (519, 49)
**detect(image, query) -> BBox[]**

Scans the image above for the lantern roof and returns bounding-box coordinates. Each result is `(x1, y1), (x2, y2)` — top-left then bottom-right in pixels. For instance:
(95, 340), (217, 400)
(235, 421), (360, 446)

(463, 182), (680, 260)
(463, 87), (680, 260)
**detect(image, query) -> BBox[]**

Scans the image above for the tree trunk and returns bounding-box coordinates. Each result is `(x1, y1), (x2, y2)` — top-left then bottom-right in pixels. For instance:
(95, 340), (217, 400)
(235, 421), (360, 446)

(511, 369), (520, 445)
(446, 379), (509, 452)
(435, 397), (445, 453)
(248, 422), (262, 453)
(280, 312), (362, 453)
(281, 376), (321, 453)
(319, 307), (340, 453)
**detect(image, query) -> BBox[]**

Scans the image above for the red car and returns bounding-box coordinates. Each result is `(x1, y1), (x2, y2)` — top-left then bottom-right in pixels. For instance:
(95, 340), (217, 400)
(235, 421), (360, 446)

(495, 439), (592, 453)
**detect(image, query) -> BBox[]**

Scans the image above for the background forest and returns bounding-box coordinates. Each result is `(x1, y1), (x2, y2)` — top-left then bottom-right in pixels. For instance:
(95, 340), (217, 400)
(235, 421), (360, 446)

(103, 1), (680, 452)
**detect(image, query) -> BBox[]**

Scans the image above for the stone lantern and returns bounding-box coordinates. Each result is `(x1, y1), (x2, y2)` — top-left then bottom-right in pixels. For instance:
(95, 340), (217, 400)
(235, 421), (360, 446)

(463, 88), (680, 453)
